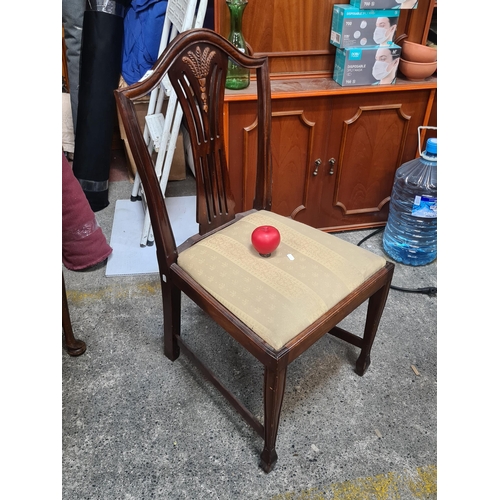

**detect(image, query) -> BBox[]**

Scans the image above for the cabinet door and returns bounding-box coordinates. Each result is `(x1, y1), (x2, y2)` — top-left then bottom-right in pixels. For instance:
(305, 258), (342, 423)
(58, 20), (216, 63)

(315, 89), (435, 231)
(226, 96), (332, 225)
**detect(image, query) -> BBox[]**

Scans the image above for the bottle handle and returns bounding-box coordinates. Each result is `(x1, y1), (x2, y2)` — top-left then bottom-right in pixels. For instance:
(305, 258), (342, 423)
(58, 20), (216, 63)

(418, 126), (437, 161)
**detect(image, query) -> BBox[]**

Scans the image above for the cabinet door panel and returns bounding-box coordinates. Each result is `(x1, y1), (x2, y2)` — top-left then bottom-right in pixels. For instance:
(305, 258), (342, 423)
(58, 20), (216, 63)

(226, 101), (258, 212)
(269, 110), (314, 218)
(335, 103), (411, 215)
(317, 90), (433, 231)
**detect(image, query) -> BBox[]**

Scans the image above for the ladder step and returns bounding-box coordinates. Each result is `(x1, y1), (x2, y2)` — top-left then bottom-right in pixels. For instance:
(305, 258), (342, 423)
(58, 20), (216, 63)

(144, 113), (165, 152)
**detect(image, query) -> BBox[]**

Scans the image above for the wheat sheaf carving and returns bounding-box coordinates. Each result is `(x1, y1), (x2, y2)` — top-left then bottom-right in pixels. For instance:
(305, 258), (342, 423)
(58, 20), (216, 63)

(182, 46), (216, 113)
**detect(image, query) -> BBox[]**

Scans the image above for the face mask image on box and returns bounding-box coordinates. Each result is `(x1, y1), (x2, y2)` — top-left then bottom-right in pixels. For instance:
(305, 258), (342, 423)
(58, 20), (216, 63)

(372, 17), (397, 45)
(372, 60), (391, 80)
(372, 47), (400, 84)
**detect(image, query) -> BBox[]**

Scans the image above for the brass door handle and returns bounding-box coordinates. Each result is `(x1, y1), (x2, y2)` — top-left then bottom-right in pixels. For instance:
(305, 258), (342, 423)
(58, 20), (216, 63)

(313, 159), (321, 176)
(328, 158), (336, 175)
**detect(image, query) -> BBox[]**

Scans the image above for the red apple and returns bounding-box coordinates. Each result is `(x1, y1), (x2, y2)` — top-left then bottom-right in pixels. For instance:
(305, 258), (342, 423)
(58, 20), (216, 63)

(251, 225), (281, 257)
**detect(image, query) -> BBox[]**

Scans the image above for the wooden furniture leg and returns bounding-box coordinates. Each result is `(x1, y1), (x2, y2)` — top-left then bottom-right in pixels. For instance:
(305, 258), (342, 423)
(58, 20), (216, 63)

(162, 281), (181, 361)
(328, 266), (394, 377)
(260, 365), (287, 473)
(355, 277), (393, 376)
(62, 273), (86, 356)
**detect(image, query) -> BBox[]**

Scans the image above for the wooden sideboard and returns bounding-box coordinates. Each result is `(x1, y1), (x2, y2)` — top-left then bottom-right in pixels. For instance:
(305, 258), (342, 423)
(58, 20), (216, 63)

(214, 0), (437, 231)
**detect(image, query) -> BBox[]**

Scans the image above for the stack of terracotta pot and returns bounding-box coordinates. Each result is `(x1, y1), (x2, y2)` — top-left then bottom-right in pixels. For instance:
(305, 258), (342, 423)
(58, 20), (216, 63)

(399, 39), (437, 81)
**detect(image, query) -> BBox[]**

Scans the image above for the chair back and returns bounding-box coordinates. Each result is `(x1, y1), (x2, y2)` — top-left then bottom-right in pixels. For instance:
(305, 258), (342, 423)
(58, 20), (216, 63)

(115, 29), (272, 266)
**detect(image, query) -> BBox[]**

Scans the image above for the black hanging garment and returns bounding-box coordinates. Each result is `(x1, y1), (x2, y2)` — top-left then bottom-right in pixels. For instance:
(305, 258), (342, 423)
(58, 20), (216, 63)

(72, 1), (130, 212)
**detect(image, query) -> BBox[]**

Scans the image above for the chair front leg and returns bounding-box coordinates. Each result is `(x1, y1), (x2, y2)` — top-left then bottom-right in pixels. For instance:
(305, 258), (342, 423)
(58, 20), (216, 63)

(162, 280), (181, 361)
(356, 276), (393, 376)
(260, 364), (287, 473)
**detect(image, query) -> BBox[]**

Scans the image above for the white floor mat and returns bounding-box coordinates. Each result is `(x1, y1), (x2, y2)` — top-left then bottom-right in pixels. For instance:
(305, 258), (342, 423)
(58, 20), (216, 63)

(105, 196), (198, 276)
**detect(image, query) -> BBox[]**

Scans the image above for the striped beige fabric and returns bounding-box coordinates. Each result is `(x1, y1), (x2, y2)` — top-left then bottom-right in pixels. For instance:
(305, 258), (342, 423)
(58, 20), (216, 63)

(177, 211), (386, 350)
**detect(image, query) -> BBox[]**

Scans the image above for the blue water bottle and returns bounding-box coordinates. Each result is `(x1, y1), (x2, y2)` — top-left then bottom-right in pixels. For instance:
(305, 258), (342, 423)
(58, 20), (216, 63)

(382, 133), (437, 266)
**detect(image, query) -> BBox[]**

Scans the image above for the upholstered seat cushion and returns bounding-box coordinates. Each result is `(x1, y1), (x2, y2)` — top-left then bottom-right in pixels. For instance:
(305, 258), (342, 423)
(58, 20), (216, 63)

(177, 211), (386, 351)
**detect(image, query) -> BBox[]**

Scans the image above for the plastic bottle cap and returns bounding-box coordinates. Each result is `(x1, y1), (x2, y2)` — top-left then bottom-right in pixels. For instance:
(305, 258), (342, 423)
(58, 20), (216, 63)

(426, 138), (437, 155)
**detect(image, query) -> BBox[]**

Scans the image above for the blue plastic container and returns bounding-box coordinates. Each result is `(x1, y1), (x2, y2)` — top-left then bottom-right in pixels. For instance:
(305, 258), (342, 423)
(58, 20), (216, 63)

(382, 137), (437, 266)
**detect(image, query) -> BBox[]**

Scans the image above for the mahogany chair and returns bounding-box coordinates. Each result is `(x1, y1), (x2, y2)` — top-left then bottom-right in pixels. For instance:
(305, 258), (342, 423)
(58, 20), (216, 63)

(115, 28), (394, 473)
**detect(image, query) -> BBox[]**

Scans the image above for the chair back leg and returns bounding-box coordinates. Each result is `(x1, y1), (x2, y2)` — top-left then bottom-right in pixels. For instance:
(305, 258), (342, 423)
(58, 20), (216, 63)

(356, 267), (394, 376)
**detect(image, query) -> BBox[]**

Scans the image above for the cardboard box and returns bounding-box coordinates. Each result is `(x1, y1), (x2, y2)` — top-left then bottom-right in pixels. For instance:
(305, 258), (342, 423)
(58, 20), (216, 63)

(333, 45), (401, 86)
(117, 83), (186, 182)
(330, 5), (400, 48)
(350, 0), (418, 9)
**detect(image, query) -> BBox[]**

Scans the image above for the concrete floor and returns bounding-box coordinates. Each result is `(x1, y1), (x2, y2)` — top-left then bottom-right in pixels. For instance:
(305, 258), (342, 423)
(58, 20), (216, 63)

(62, 151), (437, 499)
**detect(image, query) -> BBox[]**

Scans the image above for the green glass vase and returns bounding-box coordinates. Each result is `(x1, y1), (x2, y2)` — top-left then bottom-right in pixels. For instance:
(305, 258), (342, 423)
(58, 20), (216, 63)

(225, 0), (250, 90)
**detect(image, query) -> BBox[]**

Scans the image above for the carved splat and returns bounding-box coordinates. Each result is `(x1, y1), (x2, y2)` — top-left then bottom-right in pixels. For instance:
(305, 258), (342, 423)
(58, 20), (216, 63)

(182, 46), (216, 112)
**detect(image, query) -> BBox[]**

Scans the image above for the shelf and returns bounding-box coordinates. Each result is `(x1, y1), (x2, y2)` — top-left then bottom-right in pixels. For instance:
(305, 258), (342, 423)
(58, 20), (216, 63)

(224, 75), (437, 101)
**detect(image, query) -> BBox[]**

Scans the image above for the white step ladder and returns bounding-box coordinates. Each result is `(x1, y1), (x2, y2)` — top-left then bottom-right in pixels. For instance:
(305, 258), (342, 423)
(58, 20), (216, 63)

(131, 0), (208, 247)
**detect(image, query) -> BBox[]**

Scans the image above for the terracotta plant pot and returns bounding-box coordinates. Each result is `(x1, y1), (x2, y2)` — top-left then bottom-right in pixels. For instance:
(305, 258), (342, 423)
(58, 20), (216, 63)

(401, 40), (437, 63)
(398, 58), (437, 81)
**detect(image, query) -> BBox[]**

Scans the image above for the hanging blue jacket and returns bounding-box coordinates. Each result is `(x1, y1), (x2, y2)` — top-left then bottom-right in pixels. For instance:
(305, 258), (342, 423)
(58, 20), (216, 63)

(121, 0), (168, 85)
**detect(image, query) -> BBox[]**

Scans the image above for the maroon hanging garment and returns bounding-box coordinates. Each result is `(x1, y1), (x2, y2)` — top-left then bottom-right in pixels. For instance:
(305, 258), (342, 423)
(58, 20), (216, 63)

(62, 151), (112, 270)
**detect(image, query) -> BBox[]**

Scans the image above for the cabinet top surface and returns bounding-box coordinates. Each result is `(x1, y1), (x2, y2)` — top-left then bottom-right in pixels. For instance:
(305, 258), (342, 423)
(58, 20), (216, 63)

(224, 76), (437, 100)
